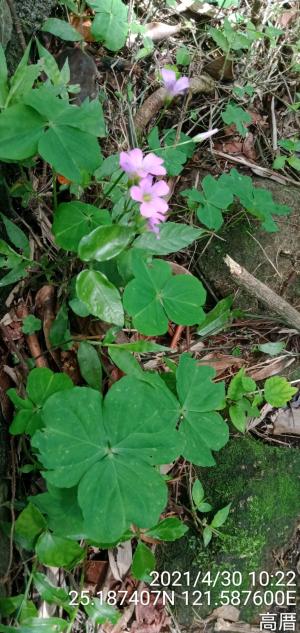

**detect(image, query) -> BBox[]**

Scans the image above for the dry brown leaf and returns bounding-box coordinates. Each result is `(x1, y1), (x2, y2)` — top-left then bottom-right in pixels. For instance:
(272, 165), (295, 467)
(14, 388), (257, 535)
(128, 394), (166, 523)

(203, 56), (234, 81)
(84, 559), (108, 586)
(278, 10), (299, 28)
(271, 407), (300, 436)
(70, 15), (94, 41)
(144, 21), (181, 41)
(248, 356), (295, 381)
(242, 133), (257, 161)
(198, 353), (245, 376)
(214, 140), (244, 155)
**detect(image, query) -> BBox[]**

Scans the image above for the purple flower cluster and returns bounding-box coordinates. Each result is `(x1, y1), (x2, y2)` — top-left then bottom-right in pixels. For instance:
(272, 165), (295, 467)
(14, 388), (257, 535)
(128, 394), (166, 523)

(119, 149), (169, 233)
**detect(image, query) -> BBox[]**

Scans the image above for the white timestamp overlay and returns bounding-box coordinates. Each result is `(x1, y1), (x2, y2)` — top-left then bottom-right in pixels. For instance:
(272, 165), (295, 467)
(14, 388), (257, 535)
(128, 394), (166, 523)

(68, 569), (298, 609)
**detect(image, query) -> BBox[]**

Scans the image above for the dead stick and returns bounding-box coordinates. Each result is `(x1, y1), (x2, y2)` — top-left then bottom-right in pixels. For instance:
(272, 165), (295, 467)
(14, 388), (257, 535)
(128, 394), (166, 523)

(224, 255), (300, 331)
(16, 303), (48, 368)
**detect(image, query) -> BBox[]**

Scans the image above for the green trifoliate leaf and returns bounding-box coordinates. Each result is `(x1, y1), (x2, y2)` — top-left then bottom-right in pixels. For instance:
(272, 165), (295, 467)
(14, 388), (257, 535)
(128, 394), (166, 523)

(132, 543), (156, 581)
(123, 257), (206, 335)
(32, 377), (181, 542)
(264, 376), (297, 407)
(87, 0), (129, 51)
(8, 368), (73, 436)
(76, 269), (124, 326)
(227, 368), (256, 401)
(22, 315), (42, 335)
(53, 202), (111, 252)
(221, 103), (252, 137)
(78, 225), (134, 262)
(182, 175), (233, 231)
(176, 354), (228, 466)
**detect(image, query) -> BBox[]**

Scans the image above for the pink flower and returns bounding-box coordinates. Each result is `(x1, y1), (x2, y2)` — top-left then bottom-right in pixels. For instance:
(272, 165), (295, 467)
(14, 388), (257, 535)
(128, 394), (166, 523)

(130, 176), (169, 233)
(161, 68), (190, 98)
(119, 148), (166, 181)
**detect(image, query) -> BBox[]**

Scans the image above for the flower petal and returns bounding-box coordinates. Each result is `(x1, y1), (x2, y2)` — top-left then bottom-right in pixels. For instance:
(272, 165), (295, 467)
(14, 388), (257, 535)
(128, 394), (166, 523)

(161, 68), (176, 91)
(130, 185), (144, 202)
(151, 197), (169, 214)
(174, 76), (190, 95)
(151, 180), (170, 197)
(143, 153), (166, 176)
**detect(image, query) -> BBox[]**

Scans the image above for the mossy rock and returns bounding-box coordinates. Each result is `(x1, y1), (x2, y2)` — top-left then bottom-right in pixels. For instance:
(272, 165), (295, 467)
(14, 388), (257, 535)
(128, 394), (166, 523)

(5, 0), (57, 71)
(158, 437), (300, 626)
(198, 178), (300, 312)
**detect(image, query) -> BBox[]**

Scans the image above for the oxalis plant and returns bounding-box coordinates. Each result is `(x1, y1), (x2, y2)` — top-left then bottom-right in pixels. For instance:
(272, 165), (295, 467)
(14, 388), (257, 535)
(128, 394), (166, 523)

(0, 30), (297, 630)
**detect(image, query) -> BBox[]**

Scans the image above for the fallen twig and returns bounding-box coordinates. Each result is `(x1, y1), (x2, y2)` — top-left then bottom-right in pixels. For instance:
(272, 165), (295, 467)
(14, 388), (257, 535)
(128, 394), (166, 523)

(224, 255), (300, 331)
(16, 303), (48, 368)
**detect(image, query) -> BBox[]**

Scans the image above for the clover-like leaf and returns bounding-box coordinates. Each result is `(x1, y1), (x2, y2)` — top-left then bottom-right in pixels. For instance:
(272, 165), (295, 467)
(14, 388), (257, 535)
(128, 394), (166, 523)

(177, 354), (228, 466)
(264, 376), (297, 407)
(8, 368), (73, 436)
(32, 378), (181, 542)
(87, 0), (128, 51)
(182, 176), (233, 231)
(123, 257), (206, 335)
(221, 103), (252, 137)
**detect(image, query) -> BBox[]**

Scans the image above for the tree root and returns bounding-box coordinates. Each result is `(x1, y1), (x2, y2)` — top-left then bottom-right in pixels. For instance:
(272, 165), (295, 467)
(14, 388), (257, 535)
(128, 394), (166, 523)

(134, 74), (216, 135)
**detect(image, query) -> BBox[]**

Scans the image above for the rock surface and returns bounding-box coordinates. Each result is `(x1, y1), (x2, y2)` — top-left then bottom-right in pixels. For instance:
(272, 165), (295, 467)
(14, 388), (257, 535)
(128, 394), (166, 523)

(5, 0), (56, 70)
(158, 437), (300, 627)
